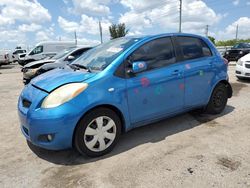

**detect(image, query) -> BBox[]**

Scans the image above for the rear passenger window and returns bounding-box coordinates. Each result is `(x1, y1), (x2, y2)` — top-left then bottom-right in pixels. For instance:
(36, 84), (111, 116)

(131, 37), (176, 71)
(176, 37), (212, 61)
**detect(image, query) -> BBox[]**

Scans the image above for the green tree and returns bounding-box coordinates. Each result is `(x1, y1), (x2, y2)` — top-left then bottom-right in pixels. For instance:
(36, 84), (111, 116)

(216, 38), (250, 46)
(208, 36), (215, 44)
(109, 23), (129, 39)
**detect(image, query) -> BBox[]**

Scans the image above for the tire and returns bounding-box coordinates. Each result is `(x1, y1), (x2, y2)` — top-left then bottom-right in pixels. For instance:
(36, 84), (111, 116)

(205, 83), (228, 114)
(74, 107), (121, 157)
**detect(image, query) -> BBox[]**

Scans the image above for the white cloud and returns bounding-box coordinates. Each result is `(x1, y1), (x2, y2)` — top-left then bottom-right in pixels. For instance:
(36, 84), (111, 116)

(0, 30), (26, 44)
(18, 23), (42, 32)
(119, 12), (151, 31)
(0, 0), (51, 25)
(247, 1), (250, 5)
(58, 15), (111, 36)
(233, 0), (240, 6)
(63, 0), (69, 5)
(58, 16), (79, 33)
(119, 0), (221, 35)
(71, 0), (111, 16)
(35, 27), (55, 42)
(59, 35), (100, 46)
(217, 17), (250, 40)
(120, 0), (169, 12)
(0, 14), (14, 26)
(35, 31), (53, 42)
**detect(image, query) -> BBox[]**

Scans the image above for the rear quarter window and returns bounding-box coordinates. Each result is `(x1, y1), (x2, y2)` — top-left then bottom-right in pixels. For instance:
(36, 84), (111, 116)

(176, 36), (212, 61)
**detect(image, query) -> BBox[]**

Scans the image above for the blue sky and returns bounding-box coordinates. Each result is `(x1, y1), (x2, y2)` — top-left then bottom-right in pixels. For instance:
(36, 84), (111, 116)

(0, 0), (250, 50)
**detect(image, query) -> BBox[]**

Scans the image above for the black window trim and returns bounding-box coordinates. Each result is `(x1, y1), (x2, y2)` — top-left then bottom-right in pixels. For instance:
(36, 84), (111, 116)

(114, 36), (178, 78)
(173, 36), (214, 63)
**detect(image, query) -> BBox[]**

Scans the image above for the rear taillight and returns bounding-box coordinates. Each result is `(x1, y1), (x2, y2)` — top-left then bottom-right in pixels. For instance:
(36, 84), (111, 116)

(223, 58), (229, 66)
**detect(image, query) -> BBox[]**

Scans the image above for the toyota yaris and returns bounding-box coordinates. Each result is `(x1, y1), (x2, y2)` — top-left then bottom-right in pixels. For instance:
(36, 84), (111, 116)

(18, 33), (232, 157)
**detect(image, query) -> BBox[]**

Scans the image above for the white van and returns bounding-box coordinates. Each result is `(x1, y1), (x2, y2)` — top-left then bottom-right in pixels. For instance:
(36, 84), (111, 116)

(19, 41), (76, 66)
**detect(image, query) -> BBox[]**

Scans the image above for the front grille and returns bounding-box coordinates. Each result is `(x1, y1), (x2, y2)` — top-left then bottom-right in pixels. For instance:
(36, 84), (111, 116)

(245, 64), (250, 69)
(228, 50), (239, 56)
(22, 99), (31, 108)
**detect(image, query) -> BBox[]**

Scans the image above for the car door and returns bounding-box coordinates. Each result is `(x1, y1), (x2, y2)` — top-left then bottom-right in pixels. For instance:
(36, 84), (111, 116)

(125, 37), (185, 125)
(174, 36), (215, 108)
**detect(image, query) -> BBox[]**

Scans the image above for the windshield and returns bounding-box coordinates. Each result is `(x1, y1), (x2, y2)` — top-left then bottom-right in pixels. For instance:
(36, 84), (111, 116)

(71, 37), (141, 71)
(52, 47), (76, 60)
(232, 43), (250, 49)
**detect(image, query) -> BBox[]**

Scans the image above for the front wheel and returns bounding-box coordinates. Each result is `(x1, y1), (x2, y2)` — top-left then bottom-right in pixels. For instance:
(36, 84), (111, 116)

(205, 83), (228, 114)
(74, 108), (121, 157)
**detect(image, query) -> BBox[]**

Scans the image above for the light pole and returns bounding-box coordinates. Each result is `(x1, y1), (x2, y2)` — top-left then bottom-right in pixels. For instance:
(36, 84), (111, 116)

(179, 0), (182, 33)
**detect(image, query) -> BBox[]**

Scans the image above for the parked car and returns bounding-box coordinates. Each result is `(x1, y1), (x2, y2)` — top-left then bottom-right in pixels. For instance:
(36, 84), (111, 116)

(18, 41), (76, 66)
(9, 49), (26, 63)
(0, 50), (11, 66)
(235, 53), (250, 79)
(224, 43), (250, 62)
(22, 46), (91, 84)
(18, 33), (232, 157)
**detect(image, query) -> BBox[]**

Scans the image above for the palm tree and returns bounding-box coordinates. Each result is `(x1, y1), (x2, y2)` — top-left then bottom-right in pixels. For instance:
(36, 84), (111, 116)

(109, 23), (129, 39)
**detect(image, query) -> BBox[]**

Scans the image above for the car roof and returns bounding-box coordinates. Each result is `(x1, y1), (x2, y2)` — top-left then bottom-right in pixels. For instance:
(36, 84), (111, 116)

(123, 33), (207, 41)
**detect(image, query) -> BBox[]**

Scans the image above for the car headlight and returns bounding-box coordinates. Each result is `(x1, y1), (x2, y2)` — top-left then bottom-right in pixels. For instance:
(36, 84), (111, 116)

(25, 68), (39, 74)
(239, 51), (243, 54)
(41, 83), (88, 108)
(237, 60), (243, 66)
(226, 51), (229, 55)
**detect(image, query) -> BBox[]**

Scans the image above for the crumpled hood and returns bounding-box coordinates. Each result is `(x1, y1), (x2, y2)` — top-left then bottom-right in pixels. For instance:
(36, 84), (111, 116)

(24, 59), (55, 68)
(30, 67), (96, 92)
(41, 61), (66, 70)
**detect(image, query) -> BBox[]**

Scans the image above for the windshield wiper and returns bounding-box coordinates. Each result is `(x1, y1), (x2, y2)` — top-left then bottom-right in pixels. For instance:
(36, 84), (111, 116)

(71, 64), (92, 72)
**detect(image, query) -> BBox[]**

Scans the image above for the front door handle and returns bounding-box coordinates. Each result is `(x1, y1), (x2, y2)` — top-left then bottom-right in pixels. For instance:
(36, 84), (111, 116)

(172, 70), (181, 76)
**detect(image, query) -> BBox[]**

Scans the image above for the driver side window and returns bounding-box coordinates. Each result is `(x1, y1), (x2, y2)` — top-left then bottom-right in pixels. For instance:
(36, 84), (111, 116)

(129, 37), (176, 71)
(30, 46), (43, 55)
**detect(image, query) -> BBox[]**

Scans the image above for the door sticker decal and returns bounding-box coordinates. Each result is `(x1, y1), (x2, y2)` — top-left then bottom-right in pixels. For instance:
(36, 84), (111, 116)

(141, 77), (150, 87)
(185, 64), (191, 69)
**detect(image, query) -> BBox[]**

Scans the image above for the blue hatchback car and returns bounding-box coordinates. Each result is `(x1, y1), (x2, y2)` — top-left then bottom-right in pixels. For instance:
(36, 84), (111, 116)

(18, 33), (232, 157)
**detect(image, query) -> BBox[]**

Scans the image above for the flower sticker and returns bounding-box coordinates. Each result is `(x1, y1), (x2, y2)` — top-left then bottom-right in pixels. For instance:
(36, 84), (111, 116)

(185, 64), (191, 69)
(179, 83), (185, 90)
(141, 77), (150, 87)
(155, 85), (163, 95)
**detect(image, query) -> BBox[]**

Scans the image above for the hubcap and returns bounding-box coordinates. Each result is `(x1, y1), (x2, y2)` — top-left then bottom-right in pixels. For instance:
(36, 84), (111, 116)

(213, 90), (224, 108)
(84, 116), (116, 152)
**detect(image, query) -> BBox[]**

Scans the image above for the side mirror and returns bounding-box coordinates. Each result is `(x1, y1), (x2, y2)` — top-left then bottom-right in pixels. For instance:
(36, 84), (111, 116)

(67, 55), (75, 61)
(132, 61), (147, 73)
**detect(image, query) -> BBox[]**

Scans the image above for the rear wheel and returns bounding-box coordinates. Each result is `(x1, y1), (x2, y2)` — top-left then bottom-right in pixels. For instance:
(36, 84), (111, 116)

(205, 83), (228, 114)
(74, 108), (121, 157)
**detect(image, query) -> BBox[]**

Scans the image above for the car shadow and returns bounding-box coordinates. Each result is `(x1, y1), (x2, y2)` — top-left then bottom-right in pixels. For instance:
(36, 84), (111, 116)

(28, 105), (235, 165)
(0, 65), (15, 69)
(236, 78), (250, 84)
